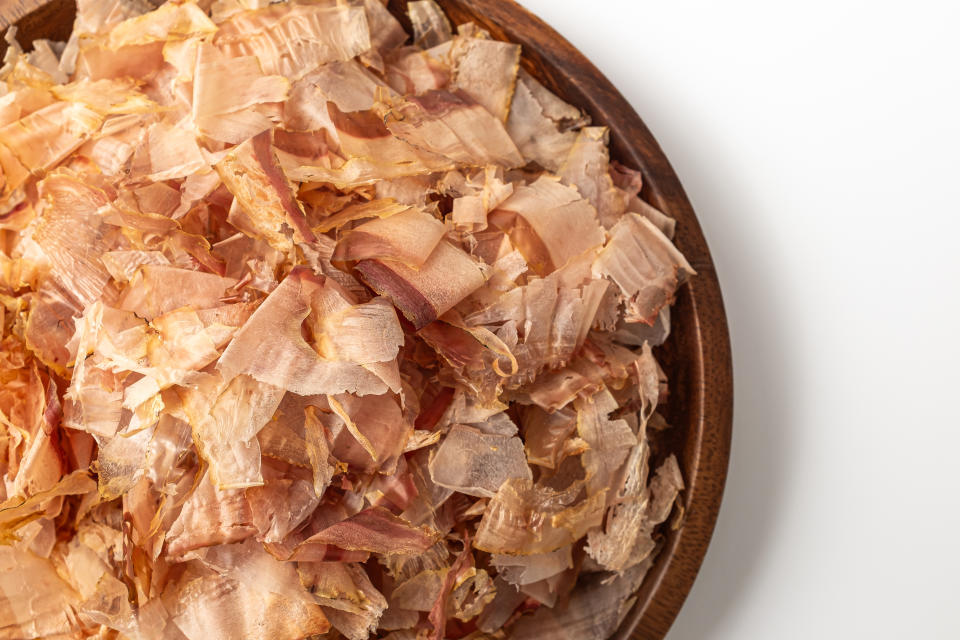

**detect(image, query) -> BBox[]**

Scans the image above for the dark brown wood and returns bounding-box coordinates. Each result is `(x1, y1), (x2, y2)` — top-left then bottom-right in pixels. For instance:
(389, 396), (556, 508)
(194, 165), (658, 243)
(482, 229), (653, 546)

(6, 1), (733, 638)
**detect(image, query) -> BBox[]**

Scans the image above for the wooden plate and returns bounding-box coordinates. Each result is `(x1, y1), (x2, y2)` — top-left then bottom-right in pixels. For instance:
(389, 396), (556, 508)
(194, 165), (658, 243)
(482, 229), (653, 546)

(1, 1), (734, 638)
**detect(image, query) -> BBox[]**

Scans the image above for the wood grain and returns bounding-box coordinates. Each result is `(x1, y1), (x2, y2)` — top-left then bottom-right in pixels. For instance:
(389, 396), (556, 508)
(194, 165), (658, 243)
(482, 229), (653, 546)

(5, 1), (733, 638)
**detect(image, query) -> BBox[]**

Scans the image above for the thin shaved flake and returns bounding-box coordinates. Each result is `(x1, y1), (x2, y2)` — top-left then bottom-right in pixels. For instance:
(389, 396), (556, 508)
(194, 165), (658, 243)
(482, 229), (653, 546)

(464, 272), (606, 381)
(0, 471), (95, 538)
(587, 449), (683, 574)
(24, 174), (114, 370)
(326, 392), (409, 473)
(333, 207), (446, 269)
(25, 39), (66, 84)
(199, 107), (275, 145)
(116, 266), (237, 321)
(426, 537), (473, 640)
(247, 460), (320, 543)
(130, 120), (206, 181)
(104, 1), (217, 50)
(95, 425), (154, 500)
(522, 405), (578, 469)
(217, 267), (392, 396)
(186, 374), (285, 490)
(168, 553), (330, 639)
(428, 424), (532, 498)
(0, 546), (83, 638)
(593, 212), (696, 324)
(0, 101), (103, 206)
(383, 90), (524, 169)
(315, 297), (405, 365)
(285, 59), (389, 132)
(632, 195), (678, 240)
(558, 126), (631, 229)
(506, 70), (585, 172)
(576, 388), (637, 497)
(192, 45), (289, 143)
(585, 438), (650, 572)
(194, 49), (290, 119)
(314, 198), (410, 234)
(356, 240), (486, 330)
(390, 569), (446, 612)
(450, 37), (521, 122)
(165, 470), (257, 557)
(508, 561), (652, 640)
(303, 405), (337, 498)
(408, 0), (453, 48)
(363, 0), (408, 56)
(217, 128), (316, 252)
(100, 250), (171, 282)
(474, 477), (607, 556)
(210, 0), (273, 23)
(300, 561), (387, 639)
(214, 1), (373, 79)
(51, 77), (157, 115)
(303, 506), (441, 555)
(31, 172), (113, 307)
(384, 45), (451, 96)
(492, 544), (573, 586)
(648, 454), (684, 524)
(492, 176), (605, 276)
(283, 103), (457, 187)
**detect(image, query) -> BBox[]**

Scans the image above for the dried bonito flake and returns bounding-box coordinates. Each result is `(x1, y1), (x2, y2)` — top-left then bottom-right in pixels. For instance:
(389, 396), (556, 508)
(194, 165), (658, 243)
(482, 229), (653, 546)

(0, 1), (690, 638)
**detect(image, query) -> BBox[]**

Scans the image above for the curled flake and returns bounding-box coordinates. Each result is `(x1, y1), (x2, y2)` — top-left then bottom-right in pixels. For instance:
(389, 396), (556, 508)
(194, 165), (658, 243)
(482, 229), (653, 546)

(356, 240), (486, 330)
(333, 207), (446, 269)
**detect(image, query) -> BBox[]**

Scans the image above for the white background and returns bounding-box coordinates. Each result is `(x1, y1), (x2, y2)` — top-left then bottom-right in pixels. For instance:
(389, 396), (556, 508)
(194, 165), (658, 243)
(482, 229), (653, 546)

(518, 1), (960, 638)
